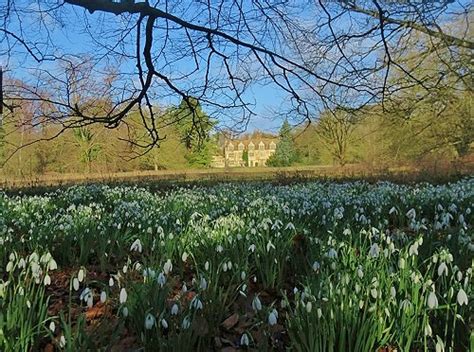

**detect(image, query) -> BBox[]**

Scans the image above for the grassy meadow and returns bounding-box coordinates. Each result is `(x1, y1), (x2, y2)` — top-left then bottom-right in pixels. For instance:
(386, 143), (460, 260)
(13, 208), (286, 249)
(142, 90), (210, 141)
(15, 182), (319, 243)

(0, 178), (473, 351)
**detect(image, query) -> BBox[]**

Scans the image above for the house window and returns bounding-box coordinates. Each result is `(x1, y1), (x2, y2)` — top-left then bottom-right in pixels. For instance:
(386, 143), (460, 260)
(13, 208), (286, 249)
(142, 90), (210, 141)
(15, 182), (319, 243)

(259, 142), (265, 150)
(238, 143), (244, 151)
(227, 143), (234, 151)
(270, 142), (276, 150)
(248, 143), (255, 150)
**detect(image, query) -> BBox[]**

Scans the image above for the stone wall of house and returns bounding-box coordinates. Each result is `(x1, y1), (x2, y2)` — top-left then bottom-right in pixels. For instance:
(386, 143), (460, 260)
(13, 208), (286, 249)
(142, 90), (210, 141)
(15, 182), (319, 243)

(211, 139), (277, 167)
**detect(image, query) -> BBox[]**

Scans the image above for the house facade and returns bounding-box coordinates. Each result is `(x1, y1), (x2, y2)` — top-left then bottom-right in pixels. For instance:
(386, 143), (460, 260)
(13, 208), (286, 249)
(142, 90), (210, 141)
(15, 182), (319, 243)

(211, 139), (277, 167)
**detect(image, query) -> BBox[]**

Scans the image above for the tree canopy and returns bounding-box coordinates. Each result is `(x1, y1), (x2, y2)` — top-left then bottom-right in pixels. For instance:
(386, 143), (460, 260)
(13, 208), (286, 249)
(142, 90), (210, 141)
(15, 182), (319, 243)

(1, 0), (472, 149)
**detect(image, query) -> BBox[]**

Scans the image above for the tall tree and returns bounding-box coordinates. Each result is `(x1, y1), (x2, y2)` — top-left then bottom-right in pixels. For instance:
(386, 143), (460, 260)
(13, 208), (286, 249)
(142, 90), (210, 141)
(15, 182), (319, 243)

(1, 0), (472, 153)
(267, 120), (297, 167)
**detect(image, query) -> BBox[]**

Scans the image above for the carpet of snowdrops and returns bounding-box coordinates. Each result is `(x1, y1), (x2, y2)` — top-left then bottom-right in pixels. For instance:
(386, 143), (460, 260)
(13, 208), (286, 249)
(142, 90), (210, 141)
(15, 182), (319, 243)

(0, 179), (473, 351)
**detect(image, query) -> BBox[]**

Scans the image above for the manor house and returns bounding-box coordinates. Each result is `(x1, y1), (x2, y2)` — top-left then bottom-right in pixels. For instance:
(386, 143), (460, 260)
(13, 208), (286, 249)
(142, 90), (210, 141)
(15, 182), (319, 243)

(212, 139), (278, 167)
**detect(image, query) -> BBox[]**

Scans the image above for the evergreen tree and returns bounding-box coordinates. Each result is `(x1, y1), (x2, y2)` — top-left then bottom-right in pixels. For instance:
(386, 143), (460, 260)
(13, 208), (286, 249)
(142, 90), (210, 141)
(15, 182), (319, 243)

(267, 120), (297, 167)
(173, 97), (217, 167)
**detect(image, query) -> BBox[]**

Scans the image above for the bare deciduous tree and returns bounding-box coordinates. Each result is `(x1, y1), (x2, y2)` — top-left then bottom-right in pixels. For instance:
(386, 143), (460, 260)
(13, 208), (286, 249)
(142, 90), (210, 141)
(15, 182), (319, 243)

(0, 0), (472, 156)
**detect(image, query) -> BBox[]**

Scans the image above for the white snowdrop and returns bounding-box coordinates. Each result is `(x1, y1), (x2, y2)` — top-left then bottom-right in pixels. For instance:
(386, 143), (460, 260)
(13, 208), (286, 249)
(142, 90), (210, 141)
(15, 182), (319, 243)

(182, 317), (191, 329)
(119, 288), (127, 304)
(312, 261), (320, 271)
(252, 296), (262, 311)
(44, 274), (51, 286)
(456, 288), (468, 306)
(100, 291), (107, 303)
(326, 248), (337, 259)
(240, 333), (250, 346)
(59, 335), (66, 348)
(109, 277), (114, 287)
(181, 252), (189, 262)
(161, 318), (169, 329)
(49, 321), (56, 333)
(157, 272), (166, 287)
(73, 278), (80, 291)
(163, 259), (173, 275)
(130, 239), (143, 253)
(427, 291), (438, 309)
(435, 336), (445, 352)
(145, 313), (156, 330)
(171, 303), (179, 315)
(306, 301), (312, 313)
(78, 269), (85, 283)
(122, 306), (129, 317)
(438, 263), (448, 276)
(268, 309), (278, 326)
(199, 277), (207, 290)
(409, 242), (419, 256)
(369, 243), (380, 258)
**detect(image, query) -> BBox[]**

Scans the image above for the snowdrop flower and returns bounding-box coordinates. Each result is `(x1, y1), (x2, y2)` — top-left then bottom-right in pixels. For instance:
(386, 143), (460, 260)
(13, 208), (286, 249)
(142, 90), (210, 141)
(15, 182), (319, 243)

(406, 208), (416, 219)
(122, 306), (129, 317)
(80, 287), (92, 302)
(241, 271), (246, 280)
(119, 288), (127, 304)
(424, 322), (432, 337)
(78, 269), (85, 283)
(157, 272), (166, 287)
(199, 277), (207, 290)
(163, 259), (173, 275)
(427, 291), (438, 309)
(49, 321), (56, 333)
(306, 301), (312, 313)
(266, 240), (275, 252)
(268, 309), (278, 326)
(370, 288), (378, 299)
(181, 252), (188, 262)
(216, 245), (223, 253)
(100, 291), (107, 303)
(317, 308), (322, 318)
(312, 261), (320, 272)
(357, 267), (364, 278)
(204, 261), (210, 271)
(456, 288), (468, 306)
(240, 333), (250, 347)
(400, 299), (413, 311)
(435, 336), (445, 352)
(130, 239), (143, 253)
(223, 263), (228, 272)
(326, 248), (337, 259)
(73, 278), (80, 291)
(389, 206), (398, 215)
(182, 283), (188, 293)
(369, 243), (380, 258)
(145, 313), (156, 330)
(44, 274), (51, 286)
(409, 242), (419, 256)
(390, 287), (396, 298)
(248, 244), (256, 253)
(398, 257), (406, 269)
(18, 258), (27, 269)
(437, 263), (448, 276)
(171, 303), (179, 315)
(48, 259), (58, 271)
(109, 277), (114, 287)
(6, 261), (14, 273)
(59, 335), (66, 348)
(182, 317), (191, 329)
(252, 296), (262, 311)
(161, 319), (168, 329)
(191, 297), (203, 310)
